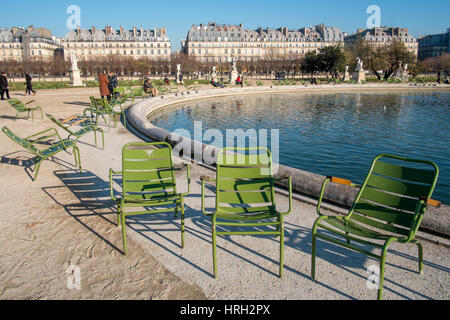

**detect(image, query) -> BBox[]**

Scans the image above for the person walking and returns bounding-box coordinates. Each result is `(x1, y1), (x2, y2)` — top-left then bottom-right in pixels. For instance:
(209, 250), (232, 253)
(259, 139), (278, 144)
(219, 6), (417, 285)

(98, 72), (110, 100)
(25, 74), (37, 96)
(0, 72), (11, 100)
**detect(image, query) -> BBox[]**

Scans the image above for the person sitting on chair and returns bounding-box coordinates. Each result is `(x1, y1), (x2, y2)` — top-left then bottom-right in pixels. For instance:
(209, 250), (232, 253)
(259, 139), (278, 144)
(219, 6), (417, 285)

(144, 79), (158, 97)
(211, 78), (224, 88)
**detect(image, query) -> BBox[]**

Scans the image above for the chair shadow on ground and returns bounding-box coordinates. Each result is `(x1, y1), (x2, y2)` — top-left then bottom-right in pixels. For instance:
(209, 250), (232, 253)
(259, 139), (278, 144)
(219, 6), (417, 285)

(42, 169), (123, 253)
(194, 180), (445, 300)
(64, 101), (91, 107)
(36, 171), (447, 300)
(1, 150), (79, 181)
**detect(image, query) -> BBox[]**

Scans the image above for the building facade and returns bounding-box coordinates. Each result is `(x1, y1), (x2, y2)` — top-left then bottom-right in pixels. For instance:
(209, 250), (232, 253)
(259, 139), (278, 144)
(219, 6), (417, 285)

(182, 22), (344, 63)
(344, 27), (418, 56)
(418, 29), (450, 60)
(63, 26), (171, 61)
(0, 25), (62, 62)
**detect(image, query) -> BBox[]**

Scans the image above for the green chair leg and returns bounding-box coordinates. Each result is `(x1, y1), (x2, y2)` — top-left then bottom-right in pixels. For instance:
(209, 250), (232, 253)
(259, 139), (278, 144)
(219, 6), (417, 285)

(181, 199), (185, 249)
(311, 233), (317, 280)
(415, 240), (424, 275)
(122, 213), (128, 255)
(33, 159), (42, 181)
(279, 220), (285, 279)
(212, 219), (218, 279)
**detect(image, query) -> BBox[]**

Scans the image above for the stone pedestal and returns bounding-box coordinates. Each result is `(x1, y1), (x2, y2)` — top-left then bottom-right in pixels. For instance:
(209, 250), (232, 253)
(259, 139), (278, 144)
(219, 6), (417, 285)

(70, 68), (83, 86)
(229, 69), (238, 84)
(352, 70), (366, 84)
(343, 71), (351, 82)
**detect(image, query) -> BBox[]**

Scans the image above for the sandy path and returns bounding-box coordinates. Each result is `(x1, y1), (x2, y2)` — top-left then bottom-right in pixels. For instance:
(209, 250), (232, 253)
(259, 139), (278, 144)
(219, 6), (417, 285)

(0, 88), (205, 299)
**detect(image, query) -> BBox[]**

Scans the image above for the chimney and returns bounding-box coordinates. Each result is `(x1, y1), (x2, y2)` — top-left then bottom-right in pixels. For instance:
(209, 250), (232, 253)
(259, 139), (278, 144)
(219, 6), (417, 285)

(258, 27), (263, 35)
(91, 26), (96, 34)
(239, 24), (243, 29)
(105, 25), (112, 36)
(161, 27), (166, 37)
(140, 27), (144, 36)
(283, 27), (289, 37)
(132, 26), (137, 37)
(76, 26), (81, 36)
(119, 26), (124, 36)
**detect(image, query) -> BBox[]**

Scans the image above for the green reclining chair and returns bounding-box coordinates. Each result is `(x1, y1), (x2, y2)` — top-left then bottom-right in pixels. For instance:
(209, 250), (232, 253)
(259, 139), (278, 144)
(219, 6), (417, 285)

(2, 126), (81, 181)
(7, 98), (43, 121)
(85, 97), (126, 130)
(312, 154), (440, 300)
(201, 147), (292, 279)
(109, 142), (191, 255)
(46, 113), (105, 149)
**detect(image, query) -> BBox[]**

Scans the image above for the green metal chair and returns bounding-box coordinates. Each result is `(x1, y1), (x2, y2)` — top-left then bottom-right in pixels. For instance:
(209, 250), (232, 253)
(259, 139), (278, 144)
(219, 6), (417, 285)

(312, 154), (441, 300)
(85, 96), (109, 127)
(201, 147), (292, 279)
(2, 126), (81, 181)
(86, 97), (126, 130)
(46, 113), (105, 149)
(109, 142), (191, 255)
(7, 98), (43, 121)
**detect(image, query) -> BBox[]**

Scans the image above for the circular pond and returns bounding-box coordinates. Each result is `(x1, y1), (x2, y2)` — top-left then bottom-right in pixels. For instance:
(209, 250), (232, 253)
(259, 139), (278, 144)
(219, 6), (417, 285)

(150, 90), (450, 204)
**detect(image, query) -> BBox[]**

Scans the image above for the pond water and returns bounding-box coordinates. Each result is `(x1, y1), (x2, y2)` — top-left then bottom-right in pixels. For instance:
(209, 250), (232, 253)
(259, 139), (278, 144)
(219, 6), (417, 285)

(150, 90), (450, 204)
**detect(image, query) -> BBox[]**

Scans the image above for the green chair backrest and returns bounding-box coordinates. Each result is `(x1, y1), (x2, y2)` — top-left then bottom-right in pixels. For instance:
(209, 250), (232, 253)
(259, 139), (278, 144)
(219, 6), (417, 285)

(216, 148), (276, 216)
(122, 143), (177, 201)
(350, 154), (439, 239)
(7, 99), (27, 112)
(2, 126), (40, 155)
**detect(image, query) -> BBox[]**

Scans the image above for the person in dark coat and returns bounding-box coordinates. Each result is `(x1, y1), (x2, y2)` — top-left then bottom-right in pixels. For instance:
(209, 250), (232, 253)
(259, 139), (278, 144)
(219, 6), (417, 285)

(107, 72), (118, 99)
(0, 72), (11, 100)
(98, 72), (110, 100)
(25, 74), (37, 96)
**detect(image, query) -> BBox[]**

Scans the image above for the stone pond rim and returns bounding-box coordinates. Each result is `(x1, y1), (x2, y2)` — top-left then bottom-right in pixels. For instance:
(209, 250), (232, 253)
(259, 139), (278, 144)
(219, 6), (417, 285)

(125, 83), (450, 238)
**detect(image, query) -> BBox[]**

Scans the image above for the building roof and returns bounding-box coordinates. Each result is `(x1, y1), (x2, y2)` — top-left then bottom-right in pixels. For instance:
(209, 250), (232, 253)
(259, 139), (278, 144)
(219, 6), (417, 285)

(185, 22), (343, 43)
(64, 26), (170, 42)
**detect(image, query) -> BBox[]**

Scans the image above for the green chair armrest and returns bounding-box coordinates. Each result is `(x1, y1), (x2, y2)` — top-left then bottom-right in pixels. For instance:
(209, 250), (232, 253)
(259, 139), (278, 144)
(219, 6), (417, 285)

(109, 169), (122, 202)
(174, 163), (191, 197)
(275, 175), (292, 216)
(201, 176), (216, 216)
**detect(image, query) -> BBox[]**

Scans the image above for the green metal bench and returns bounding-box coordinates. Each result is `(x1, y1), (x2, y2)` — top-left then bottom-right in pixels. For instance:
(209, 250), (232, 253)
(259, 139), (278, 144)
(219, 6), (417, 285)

(2, 126), (81, 181)
(46, 113), (105, 149)
(7, 98), (43, 121)
(201, 147), (292, 279)
(312, 154), (441, 300)
(109, 142), (191, 255)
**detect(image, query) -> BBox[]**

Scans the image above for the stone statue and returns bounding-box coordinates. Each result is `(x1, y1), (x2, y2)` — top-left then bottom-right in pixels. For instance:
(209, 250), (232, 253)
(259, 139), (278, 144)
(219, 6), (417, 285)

(70, 52), (78, 71)
(352, 58), (366, 83)
(231, 55), (237, 71)
(355, 57), (364, 72)
(229, 55), (239, 83)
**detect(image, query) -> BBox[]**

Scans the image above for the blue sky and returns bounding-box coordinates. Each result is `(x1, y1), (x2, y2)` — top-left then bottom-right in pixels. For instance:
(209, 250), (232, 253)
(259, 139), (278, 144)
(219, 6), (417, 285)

(1, 0), (449, 50)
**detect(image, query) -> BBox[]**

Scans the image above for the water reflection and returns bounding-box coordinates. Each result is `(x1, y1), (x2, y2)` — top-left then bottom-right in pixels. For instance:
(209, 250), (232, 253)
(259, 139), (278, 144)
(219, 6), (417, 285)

(151, 91), (450, 204)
